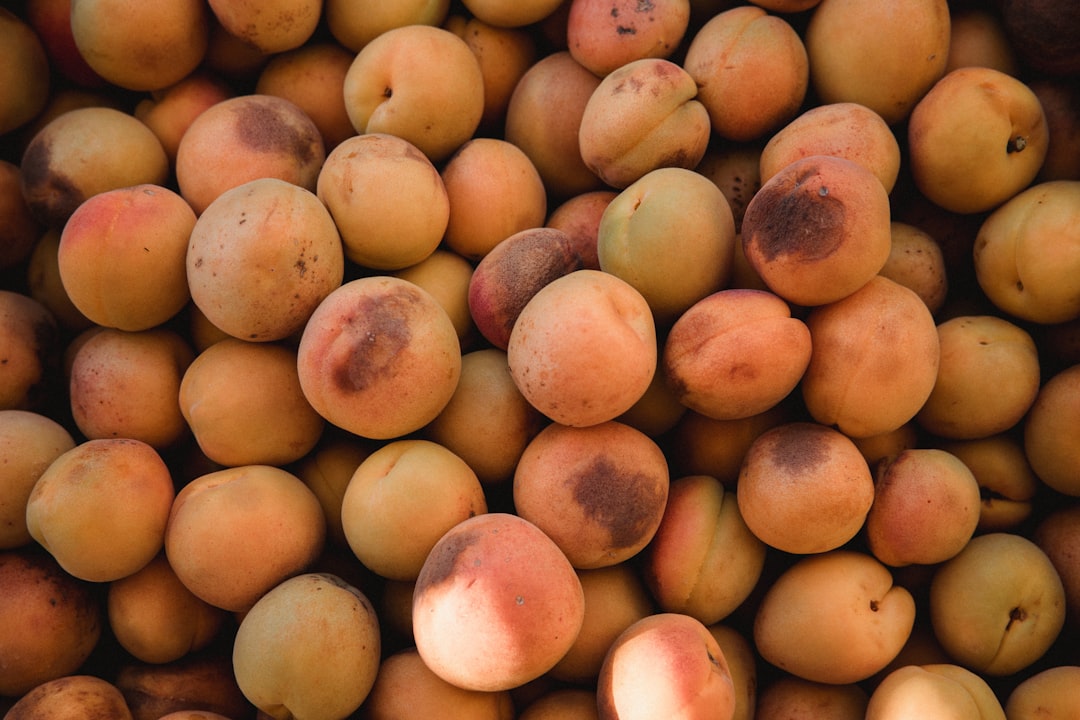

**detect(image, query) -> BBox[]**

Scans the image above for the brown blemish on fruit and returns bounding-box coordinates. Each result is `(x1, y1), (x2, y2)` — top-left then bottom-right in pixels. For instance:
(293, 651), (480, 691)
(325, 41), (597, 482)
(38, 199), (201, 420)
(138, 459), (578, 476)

(414, 528), (481, 596)
(745, 162), (845, 263)
(572, 456), (664, 549)
(233, 100), (316, 166)
(331, 286), (420, 393)
(19, 138), (84, 228)
(487, 231), (583, 338)
(766, 424), (829, 475)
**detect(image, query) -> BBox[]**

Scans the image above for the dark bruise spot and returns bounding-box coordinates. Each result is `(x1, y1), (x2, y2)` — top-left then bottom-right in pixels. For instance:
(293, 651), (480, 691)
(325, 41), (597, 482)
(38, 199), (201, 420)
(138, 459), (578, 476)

(572, 456), (665, 549)
(233, 99), (316, 166)
(743, 162), (845, 263)
(331, 286), (421, 393)
(19, 136), (84, 228)
(414, 528), (482, 597)
(765, 423), (830, 475)
(295, 259), (307, 277)
(616, 25), (636, 35)
(636, 0), (655, 10)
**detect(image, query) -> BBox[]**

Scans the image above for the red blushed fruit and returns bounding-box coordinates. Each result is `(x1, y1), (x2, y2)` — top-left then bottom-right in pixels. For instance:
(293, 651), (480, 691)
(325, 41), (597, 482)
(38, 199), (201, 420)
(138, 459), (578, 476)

(25, 0), (107, 88)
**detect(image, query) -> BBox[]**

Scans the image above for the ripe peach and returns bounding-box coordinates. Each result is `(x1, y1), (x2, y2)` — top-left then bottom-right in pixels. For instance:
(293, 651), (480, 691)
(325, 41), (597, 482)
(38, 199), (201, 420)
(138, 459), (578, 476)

(58, 184), (195, 331)
(317, 132), (449, 270)
(0, 291), (58, 412)
(255, 42), (356, 151)
(342, 24), (484, 163)
(0, 410), (74, 549)
(178, 338), (325, 467)
(1005, 665), (1080, 720)
(804, 0), (950, 125)
(737, 421), (875, 554)
(513, 420), (669, 569)
(441, 137), (548, 261)
(579, 57), (712, 189)
(187, 177), (344, 343)
(755, 676), (868, 720)
(684, 5), (809, 142)
(297, 276), (461, 440)
(392, 249), (477, 345)
(0, 548), (101, 697)
(0, 160), (40, 271)
(916, 315), (1041, 440)
(68, 327), (193, 450)
(644, 474), (766, 625)
(865, 663), (1006, 720)
(232, 573), (381, 719)
(938, 434), (1038, 532)
(597, 612), (736, 720)
(459, 0), (564, 28)
(545, 190), (616, 270)
(801, 275), (941, 438)
(0, 8), (51, 136)
(759, 102), (901, 193)
(70, 0), (209, 91)
(908, 67), (1048, 215)
(879, 222), (948, 315)
(741, 154), (892, 307)
(507, 269), (657, 428)
(206, 0), (320, 54)
(341, 439), (487, 581)
(106, 554), (226, 665)
(598, 167), (736, 327)
(662, 288), (811, 420)
(1024, 363), (1080, 496)
(26, 438), (175, 583)
(753, 550), (916, 684)
(19, 106), (169, 229)
(468, 227), (584, 350)
(504, 51), (603, 199)
(3, 674), (133, 719)
(175, 94), (325, 216)
(412, 512), (586, 692)
(133, 71), (234, 164)
(566, 0), (690, 77)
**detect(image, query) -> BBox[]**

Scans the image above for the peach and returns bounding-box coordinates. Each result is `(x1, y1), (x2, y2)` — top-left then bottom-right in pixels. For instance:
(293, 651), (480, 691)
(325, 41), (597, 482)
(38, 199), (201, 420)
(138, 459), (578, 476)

(3, 675), (133, 719)
(758, 102), (901, 193)
(695, 144), (762, 233)
(741, 154), (892, 307)
(293, 436), (376, 549)
(755, 676), (868, 720)
(1033, 504), (1080, 630)
(879, 221), (948, 315)
(662, 289), (811, 420)
(598, 167), (736, 326)
(186, 177), (344, 343)
(0, 8), (51, 136)
(206, 0), (320, 54)
(341, 439), (487, 581)
(0, 160), (40, 271)
(112, 652), (252, 720)
(296, 276), (462, 440)
(737, 421), (875, 554)
(908, 67), (1048, 215)
(1024, 363), (1080, 496)
(546, 190), (617, 270)
(178, 338), (325, 467)
(342, 24), (484, 163)
(504, 51), (603, 199)
(666, 402), (793, 485)
(801, 275), (941, 439)
(865, 449), (982, 567)
(566, 0), (690, 77)
(973, 180), (1080, 325)
(317, 132), (449, 270)
(361, 647), (514, 720)
(513, 420), (669, 569)
(70, 0), (209, 91)
(865, 663), (1006, 720)
(917, 315), (1041, 440)
(507, 269), (657, 428)
(133, 71), (234, 165)
(58, 184), (195, 331)
(392, 249), (478, 345)
(0, 549), (101, 697)
(412, 512), (585, 692)
(175, 94), (325, 216)
(68, 327), (193, 450)
(804, 0), (950, 125)
(232, 573), (381, 719)
(0, 410), (74, 549)
(644, 474), (766, 625)
(753, 550), (916, 684)
(945, 7), (1020, 76)
(255, 42), (356, 151)
(441, 137), (548, 261)
(106, 554), (226, 665)
(459, 0), (564, 27)
(19, 106), (169, 229)
(683, 5), (809, 142)
(929, 532), (1066, 676)
(324, 0), (449, 51)
(0, 291), (59, 412)
(597, 612), (736, 720)
(26, 438), (175, 582)
(424, 348), (546, 486)
(579, 58), (711, 189)
(1005, 665), (1080, 720)
(164, 464), (326, 613)
(938, 434), (1039, 532)
(468, 227), (584, 350)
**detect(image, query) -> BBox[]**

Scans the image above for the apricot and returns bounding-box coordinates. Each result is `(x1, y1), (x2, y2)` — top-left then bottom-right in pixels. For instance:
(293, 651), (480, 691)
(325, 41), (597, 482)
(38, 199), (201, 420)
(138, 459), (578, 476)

(26, 229), (92, 334)
(324, 0), (448, 51)
(616, 365), (688, 438)
(507, 269), (657, 428)
(26, 438), (175, 583)
(112, 652), (252, 720)
(317, 132), (448, 270)
(392, 249), (477, 345)
(945, 7), (1020, 76)
(206, 0), (320, 54)
(296, 276), (462, 440)
(178, 338), (325, 467)
(755, 676), (868, 720)
(695, 144), (762, 233)
(459, 0), (564, 28)
(3, 675), (133, 719)
(1023, 363), (1080, 496)
(0, 410), (74, 549)
(546, 190), (618, 270)
(0, 8), (50, 136)
(133, 71), (234, 165)
(865, 663), (1006, 720)
(938, 434), (1039, 532)
(1033, 504), (1080, 629)
(684, 5), (809, 142)
(513, 420), (669, 569)
(741, 154), (892, 307)
(663, 289), (811, 420)
(879, 222), (948, 315)
(0, 161), (40, 271)
(412, 512), (586, 692)
(665, 402), (793, 485)
(19, 106), (169, 229)
(0, 291), (60, 412)
(187, 177), (344, 343)
(566, 0), (690, 77)
(1005, 665), (1080, 720)
(519, 688), (598, 720)
(293, 436), (376, 549)
(578, 57), (712, 189)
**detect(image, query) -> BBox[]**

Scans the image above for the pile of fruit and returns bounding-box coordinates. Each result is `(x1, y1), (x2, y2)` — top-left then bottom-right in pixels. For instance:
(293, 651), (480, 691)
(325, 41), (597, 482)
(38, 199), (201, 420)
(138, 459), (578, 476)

(1, 0), (1078, 718)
